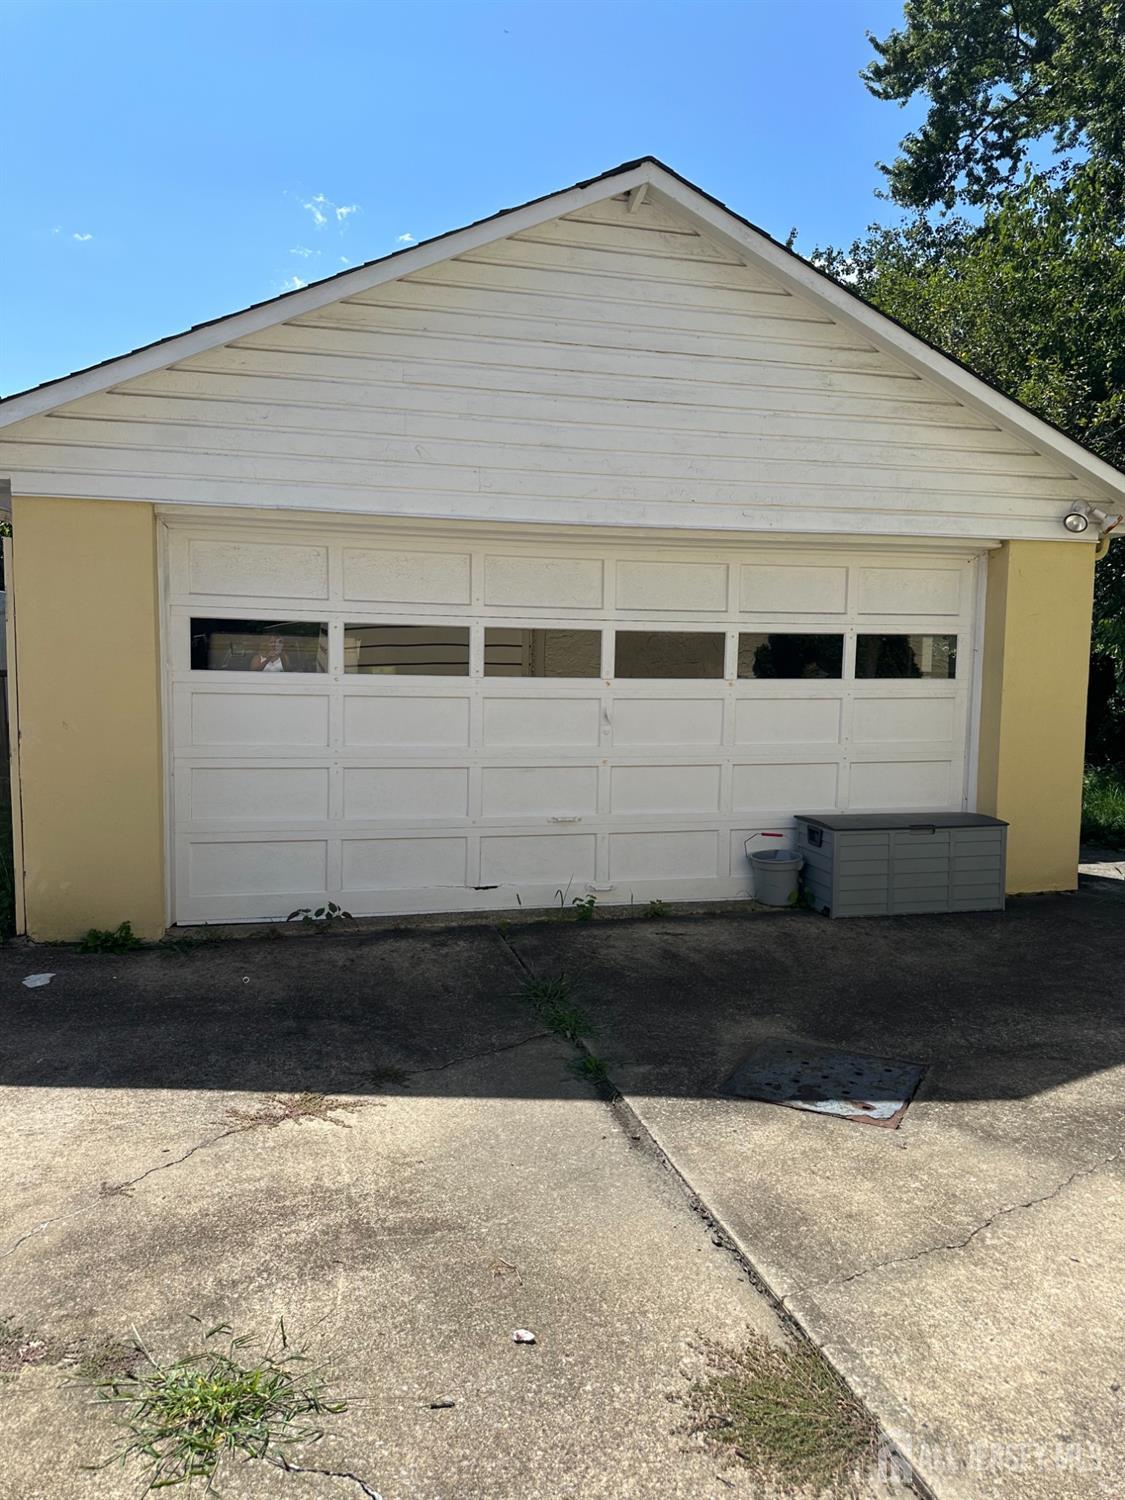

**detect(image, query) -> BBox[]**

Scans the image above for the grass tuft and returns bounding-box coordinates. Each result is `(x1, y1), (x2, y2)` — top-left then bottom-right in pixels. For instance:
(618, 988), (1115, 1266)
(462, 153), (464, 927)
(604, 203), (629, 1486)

(570, 1053), (610, 1086)
(686, 1332), (878, 1498)
(1082, 765), (1125, 848)
(80, 922), (144, 955)
(224, 1092), (364, 1131)
(519, 973), (595, 1041)
(86, 1319), (345, 1492)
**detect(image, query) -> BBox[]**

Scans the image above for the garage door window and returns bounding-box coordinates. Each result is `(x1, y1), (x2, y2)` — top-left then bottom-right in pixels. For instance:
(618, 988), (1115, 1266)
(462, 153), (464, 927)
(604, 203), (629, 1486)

(856, 634), (957, 679)
(344, 624), (471, 675)
(190, 618), (328, 673)
(484, 628), (602, 677)
(614, 631), (725, 679)
(738, 633), (844, 680)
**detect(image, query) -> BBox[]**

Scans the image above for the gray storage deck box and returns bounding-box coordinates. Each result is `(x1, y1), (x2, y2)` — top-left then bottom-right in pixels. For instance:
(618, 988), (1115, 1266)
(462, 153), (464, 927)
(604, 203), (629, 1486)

(795, 813), (1007, 919)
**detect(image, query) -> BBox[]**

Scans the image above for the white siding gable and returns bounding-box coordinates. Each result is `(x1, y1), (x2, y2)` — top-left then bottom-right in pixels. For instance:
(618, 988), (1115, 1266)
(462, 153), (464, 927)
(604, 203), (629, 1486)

(0, 190), (1092, 540)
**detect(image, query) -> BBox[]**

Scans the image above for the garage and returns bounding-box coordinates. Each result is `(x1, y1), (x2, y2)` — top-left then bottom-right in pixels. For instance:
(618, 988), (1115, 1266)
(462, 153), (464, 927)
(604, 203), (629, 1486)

(165, 517), (979, 922)
(2, 157), (1112, 939)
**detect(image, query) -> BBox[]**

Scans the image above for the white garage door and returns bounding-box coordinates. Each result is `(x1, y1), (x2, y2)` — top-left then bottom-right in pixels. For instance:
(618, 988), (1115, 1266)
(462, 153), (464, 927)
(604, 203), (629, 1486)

(163, 519), (981, 924)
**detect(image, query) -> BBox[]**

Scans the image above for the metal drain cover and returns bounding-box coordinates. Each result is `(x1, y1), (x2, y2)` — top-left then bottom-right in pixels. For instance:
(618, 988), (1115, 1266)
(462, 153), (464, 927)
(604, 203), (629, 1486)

(722, 1041), (924, 1129)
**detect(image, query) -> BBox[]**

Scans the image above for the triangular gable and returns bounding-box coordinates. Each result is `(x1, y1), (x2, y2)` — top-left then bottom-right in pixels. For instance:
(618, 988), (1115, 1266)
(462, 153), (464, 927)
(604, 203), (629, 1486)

(1, 157), (1122, 512)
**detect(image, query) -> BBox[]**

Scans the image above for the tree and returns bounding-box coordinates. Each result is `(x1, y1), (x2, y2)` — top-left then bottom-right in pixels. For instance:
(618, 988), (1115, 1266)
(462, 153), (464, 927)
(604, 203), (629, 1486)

(863, 0), (1125, 211)
(813, 2), (1125, 759)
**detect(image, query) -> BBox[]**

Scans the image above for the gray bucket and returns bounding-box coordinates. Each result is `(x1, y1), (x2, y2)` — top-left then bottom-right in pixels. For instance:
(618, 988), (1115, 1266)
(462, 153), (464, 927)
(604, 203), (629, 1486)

(749, 846), (803, 906)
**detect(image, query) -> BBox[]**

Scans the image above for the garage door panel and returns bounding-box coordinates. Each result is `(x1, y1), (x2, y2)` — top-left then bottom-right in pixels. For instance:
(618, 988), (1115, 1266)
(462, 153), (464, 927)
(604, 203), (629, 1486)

(187, 539), (329, 600)
(187, 766), (330, 822)
(342, 547), (471, 604)
(484, 554), (603, 609)
(740, 564), (847, 614)
(343, 836), (468, 890)
(735, 697), (842, 745)
(733, 761), (839, 812)
(479, 833), (597, 884)
(612, 698), (723, 747)
(482, 696), (600, 747)
(190, 840), (328, 896)
(849, 759), (955, 810)
(616, 560), (727, 612)
(852, 696), (957, 745)
(343, 767), (470, 821)
(609, 830), (719, 881)
(481, 765), (598, 818)
(610, 763), (721, 815)
(344, 695), (470, 747)
(856, 566), (963, 616)
(190, 691), (330, 748)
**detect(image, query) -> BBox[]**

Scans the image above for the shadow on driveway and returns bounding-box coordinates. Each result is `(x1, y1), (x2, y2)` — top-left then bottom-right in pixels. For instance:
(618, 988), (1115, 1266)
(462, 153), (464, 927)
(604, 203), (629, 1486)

(2, 884), (1123, 1104)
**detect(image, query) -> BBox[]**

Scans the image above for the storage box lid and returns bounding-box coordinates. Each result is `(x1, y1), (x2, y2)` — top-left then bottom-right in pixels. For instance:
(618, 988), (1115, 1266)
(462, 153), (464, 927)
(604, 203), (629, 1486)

(796, 812), (1008, 832)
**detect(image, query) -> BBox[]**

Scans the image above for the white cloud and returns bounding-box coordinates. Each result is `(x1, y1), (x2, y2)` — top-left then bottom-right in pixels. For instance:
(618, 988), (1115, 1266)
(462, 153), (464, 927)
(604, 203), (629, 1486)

(282, 275), (307, 291)
(339, 255), (351, 266)
(300, 193), (360, 231)
(72, 232), (93, 242)
(290, 245), (317, 258)
(396, 232), (415, 244)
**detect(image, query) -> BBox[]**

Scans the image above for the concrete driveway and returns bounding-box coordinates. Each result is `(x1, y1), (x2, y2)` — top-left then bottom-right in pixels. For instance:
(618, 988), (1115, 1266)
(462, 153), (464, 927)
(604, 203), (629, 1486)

(2, 885), (1122, 1498)
(507, 883), (1125, 1500)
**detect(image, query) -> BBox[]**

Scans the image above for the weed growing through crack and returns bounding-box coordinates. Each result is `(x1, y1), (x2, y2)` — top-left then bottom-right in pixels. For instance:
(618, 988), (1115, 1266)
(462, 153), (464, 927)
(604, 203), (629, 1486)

(519, 973), (595, 1042)
(685, 1332), (878, 1498)
(643, 899), (669, 919)
(80, 921), (144, 954)
(224, 1092), (364, 1131)
(570, 1054), (610, 1086)
(86, 1319), (345, 1492)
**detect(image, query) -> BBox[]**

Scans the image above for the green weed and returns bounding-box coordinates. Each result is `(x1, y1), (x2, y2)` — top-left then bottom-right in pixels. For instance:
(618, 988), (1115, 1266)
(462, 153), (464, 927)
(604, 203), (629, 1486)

(570, 1053), (609, 1086)
(519, 973), (595, 1041)
(686, 1332), (878, 1498)
(1082, 766), (1125, 847)
(80, 922), (144, 954)
(287, 902), (353, 928)
(86, 1319), (345, 1492)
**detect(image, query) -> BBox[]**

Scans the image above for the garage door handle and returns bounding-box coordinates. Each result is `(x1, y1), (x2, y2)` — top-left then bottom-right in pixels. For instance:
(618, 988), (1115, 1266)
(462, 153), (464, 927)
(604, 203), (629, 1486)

(550, 815), (582, 823)
(907, 823), (937, 834)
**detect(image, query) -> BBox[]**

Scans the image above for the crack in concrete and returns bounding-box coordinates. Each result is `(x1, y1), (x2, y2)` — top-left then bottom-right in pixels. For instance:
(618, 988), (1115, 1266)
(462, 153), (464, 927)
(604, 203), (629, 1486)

(403, 1030), (554, 1079)
(272, 1454), (383, 1497)
(0, 1127), (241, 1260)
(796, 1150), (1123, 1300)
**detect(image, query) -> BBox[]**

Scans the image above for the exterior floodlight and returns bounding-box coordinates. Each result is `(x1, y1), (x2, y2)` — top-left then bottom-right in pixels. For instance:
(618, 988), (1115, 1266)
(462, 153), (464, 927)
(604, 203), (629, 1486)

(1063, 509), (1090, 533)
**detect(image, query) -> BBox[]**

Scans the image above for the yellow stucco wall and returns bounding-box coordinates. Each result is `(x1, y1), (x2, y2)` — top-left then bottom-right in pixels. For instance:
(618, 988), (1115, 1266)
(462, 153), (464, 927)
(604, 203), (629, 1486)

(977, 539), (1095, 893)
(9, 496), (165, 939)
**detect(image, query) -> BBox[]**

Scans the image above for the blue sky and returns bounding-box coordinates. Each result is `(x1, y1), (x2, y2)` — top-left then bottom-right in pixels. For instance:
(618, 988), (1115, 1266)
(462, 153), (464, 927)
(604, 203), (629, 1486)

(0, 0), (918, 396)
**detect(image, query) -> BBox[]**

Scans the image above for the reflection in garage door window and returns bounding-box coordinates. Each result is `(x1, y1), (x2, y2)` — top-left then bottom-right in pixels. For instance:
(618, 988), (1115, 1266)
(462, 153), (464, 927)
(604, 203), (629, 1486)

(856, 634), (957, 679)
(614, 631), (725, 679)
(345, 624), (471, 675)
(484, 629), (602, 677)
(190, 619), (328, 672)
(738, 634), (844, 679)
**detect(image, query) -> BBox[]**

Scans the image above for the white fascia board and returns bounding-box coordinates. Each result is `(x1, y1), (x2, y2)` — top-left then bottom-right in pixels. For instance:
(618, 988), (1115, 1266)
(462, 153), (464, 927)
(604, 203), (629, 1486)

(646, 167), (1125, 506)
(0, 164), (655, 429)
